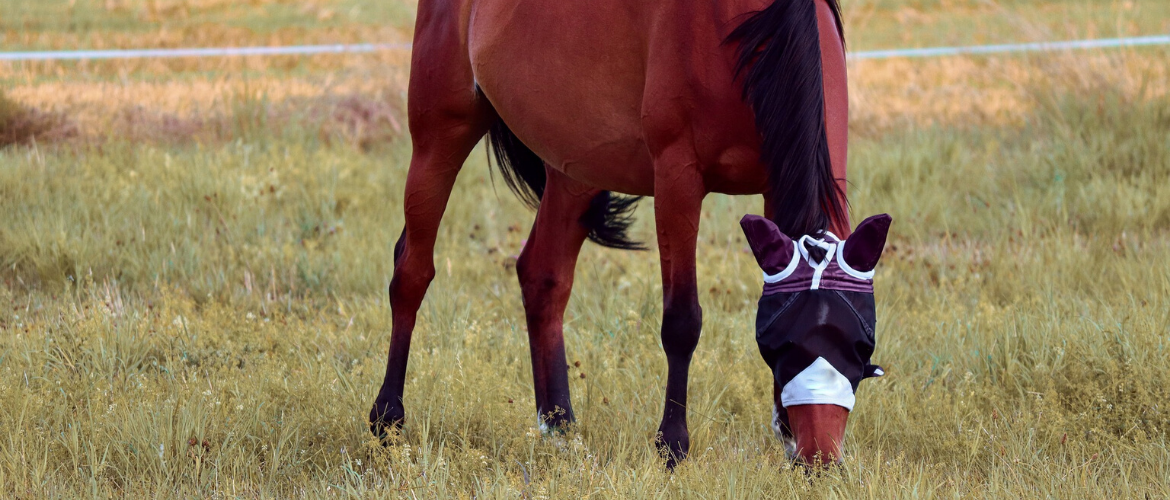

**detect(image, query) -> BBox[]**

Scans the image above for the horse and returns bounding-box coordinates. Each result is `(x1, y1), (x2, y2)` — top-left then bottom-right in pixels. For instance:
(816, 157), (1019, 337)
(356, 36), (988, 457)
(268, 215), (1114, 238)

(368, 0), (871, 466)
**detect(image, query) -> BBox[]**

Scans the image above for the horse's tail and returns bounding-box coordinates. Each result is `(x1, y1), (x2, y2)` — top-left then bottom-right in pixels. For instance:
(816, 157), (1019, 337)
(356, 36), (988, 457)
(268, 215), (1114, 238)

(488, 119), (645, 250)
(726, 0), (847, 238)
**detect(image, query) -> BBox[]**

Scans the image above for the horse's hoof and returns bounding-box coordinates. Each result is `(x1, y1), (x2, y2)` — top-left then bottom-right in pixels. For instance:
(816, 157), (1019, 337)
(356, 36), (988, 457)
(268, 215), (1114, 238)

(368, 402), (405, 441)
(655, 427), (690, 470)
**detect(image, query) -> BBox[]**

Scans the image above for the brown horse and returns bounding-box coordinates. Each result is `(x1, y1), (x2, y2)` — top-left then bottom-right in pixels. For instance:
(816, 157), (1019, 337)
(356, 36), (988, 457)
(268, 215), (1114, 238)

(370, 0), (855, 466)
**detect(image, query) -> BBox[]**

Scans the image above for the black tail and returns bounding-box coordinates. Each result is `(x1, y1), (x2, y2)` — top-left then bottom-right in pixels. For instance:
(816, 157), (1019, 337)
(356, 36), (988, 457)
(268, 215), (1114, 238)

(487, 119), (644, 250)
(580, 191), (646, 250)
(488, 119), (545, 209)
(726, 0), (847, 237)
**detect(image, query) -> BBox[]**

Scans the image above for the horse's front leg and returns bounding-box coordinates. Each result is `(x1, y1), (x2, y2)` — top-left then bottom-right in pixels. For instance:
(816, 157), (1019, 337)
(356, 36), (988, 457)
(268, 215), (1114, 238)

(368, 114), (489, 436)
(651, 159), (706, 468)
(515, 168), (595, 431)
(368, 2), (494, 435)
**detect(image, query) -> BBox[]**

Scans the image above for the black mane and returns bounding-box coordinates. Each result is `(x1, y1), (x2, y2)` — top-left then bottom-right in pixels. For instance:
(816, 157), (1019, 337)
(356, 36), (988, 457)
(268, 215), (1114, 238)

(726, 0), (848, 237)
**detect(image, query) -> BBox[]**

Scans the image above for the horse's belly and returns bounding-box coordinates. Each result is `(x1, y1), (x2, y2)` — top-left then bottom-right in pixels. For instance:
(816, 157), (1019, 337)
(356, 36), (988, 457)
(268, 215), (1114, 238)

(468, 0), (655, 195)
(543, 133), (655, 196)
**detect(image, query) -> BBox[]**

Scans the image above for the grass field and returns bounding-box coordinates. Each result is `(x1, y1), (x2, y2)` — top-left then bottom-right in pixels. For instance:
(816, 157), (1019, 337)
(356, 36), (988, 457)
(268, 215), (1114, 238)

(2, 0), (1170, 497)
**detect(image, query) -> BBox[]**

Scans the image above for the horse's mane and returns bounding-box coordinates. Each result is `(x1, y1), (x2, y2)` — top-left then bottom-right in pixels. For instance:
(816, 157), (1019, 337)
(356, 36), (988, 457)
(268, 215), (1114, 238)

(726, 0), (847, 238)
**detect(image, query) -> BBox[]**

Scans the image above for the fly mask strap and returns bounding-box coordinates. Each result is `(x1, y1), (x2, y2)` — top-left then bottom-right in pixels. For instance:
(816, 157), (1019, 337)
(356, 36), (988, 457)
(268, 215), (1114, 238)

(797, 234), (837, 290)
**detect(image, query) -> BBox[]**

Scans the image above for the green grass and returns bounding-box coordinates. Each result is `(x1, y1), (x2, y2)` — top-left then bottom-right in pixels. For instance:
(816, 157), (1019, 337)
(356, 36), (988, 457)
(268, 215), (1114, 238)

(2, 63), (1170, 496)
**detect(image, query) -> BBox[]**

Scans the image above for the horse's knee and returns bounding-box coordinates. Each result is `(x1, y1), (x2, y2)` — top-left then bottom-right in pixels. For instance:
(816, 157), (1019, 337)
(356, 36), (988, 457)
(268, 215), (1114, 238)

(389, 250), (435, 310)
(661, 297), (702, 360)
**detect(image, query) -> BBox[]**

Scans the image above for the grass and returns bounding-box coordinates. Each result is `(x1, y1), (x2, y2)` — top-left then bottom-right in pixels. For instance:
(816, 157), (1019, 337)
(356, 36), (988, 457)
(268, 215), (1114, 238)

(2, 0), (1167, 52)
(0, 89), (76, 146)
(842, 0), (1170, 49)
(2, 0), (1170, 497)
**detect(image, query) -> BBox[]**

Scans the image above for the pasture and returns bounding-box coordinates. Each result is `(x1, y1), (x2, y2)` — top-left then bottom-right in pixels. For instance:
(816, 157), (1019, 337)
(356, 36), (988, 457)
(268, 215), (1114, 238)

(2, 0), (1169, 497)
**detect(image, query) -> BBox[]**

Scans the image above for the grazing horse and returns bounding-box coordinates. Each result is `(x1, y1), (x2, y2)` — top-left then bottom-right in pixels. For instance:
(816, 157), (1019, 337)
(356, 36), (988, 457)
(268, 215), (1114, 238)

(369, 0), (871, 465)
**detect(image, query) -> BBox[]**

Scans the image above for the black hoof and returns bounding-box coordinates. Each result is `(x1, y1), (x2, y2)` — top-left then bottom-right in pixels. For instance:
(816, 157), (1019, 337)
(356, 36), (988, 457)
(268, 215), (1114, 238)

(368, 402), (405, 441)
(655, 428), (690, 470)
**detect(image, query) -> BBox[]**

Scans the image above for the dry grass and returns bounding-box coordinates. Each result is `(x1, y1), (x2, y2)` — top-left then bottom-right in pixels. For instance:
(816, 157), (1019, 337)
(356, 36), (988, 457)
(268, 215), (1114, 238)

(842, 0), (1170, 49)
(0, 89), (78, 146)
(1, 66), (408, 146)
(850, 50), (1170, 133)
(7, 49), (1170, 146)
(2, 0), (1170, 497)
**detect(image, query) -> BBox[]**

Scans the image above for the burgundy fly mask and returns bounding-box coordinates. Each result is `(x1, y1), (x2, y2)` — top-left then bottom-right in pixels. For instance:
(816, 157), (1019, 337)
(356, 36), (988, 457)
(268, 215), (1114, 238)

(741, 213), (891, 451)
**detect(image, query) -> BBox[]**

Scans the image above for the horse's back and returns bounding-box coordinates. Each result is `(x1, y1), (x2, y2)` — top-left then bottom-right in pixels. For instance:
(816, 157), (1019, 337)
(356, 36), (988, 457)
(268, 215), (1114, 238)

(462, 0), (771, 195)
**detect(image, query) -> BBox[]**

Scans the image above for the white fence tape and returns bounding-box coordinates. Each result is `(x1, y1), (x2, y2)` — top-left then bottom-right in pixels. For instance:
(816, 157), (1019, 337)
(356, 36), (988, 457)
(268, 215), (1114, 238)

(0, 35), (1166, 62)
(849, 34), (1170, 60)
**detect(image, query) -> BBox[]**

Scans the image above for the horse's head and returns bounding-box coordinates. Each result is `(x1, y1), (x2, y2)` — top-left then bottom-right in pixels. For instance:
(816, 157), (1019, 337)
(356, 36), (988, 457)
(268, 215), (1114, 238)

(740, 213), (891, 463)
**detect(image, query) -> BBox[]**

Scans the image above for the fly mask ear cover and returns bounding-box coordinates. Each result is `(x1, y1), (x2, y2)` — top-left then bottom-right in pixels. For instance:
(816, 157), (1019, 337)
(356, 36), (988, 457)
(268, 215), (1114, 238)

(741, 214), (891, 410)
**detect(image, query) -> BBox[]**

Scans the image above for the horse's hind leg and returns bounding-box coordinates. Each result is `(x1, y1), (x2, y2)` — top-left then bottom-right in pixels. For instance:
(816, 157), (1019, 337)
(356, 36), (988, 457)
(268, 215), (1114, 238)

(369, 3), (494, 436)
(516, 168), (596, 430)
